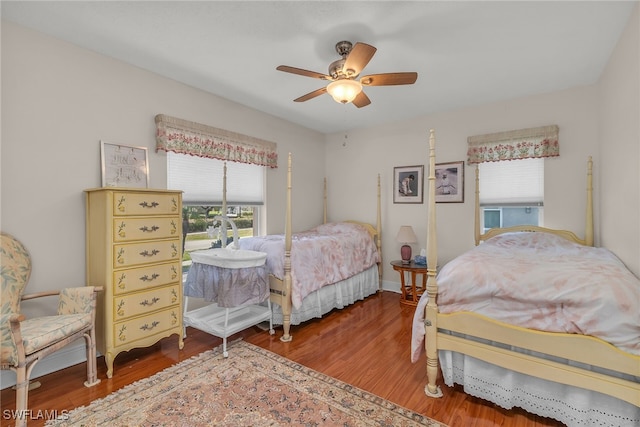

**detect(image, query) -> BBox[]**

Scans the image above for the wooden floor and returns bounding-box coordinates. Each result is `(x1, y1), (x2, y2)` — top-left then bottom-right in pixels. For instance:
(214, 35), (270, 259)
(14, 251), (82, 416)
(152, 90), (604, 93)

(1, 291), (564, 427)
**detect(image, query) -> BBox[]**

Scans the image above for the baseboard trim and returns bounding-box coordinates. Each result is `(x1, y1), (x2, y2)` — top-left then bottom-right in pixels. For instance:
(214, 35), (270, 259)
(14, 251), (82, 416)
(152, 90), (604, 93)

(381, 279), (401, 294)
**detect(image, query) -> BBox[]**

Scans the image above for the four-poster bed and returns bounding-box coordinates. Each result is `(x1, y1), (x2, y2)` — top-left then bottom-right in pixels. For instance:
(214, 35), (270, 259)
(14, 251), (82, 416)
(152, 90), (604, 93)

(156, 114), (381, 343)
(412, 129), (639, 425)
(238, 153), (383, 341)
(184, 153), (382, 343)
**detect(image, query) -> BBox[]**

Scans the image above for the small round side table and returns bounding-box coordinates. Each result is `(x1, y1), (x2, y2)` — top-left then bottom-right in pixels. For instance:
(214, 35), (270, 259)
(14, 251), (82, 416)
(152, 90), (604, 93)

(390, 260), (428, 306)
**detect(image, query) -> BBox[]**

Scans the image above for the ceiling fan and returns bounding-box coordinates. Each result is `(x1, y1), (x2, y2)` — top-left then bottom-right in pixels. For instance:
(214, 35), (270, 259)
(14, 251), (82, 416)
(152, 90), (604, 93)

(276, 41), (418, 108)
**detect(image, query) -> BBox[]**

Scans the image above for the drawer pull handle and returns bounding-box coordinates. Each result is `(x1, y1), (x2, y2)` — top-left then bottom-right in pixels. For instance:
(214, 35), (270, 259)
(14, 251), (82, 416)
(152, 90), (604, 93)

(140, 273), (160, 282)
(139, 225), (160, 233)
(140, 321), (160, 331)
(140, 297), (160, 307)
(139, 201), (160, 209)
(140, 249), (160, 257)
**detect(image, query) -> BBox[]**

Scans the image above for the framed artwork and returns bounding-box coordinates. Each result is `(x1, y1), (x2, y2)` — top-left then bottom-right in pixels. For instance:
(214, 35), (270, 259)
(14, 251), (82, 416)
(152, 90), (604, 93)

(393, 165), (424, 204)
(100, 141), (149, 188)
(434, 161), (464, 203)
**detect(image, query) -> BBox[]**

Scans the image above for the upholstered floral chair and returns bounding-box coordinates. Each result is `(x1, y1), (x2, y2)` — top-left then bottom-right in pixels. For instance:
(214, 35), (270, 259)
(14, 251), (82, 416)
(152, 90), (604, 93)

(0, 232), (102, 427)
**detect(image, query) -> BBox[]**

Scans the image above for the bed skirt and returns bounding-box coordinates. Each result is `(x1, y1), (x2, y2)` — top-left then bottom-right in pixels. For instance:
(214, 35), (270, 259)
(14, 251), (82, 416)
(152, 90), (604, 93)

(269, 265), (379, 326)
(440, 350), (640, 426)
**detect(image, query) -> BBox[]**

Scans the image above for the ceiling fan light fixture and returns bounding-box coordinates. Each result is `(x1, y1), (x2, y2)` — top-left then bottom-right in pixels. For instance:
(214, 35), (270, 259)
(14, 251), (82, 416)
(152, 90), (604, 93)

(327, 79), (362, 104)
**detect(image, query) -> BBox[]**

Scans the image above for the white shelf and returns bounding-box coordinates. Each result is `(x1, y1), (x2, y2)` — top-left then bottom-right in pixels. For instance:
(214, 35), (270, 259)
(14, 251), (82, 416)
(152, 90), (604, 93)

(184, 300), (273, 356)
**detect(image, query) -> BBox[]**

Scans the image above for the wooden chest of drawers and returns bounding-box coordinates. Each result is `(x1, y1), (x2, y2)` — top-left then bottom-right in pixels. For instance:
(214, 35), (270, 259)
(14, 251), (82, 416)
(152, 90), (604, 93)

(85, 188), (184, 378)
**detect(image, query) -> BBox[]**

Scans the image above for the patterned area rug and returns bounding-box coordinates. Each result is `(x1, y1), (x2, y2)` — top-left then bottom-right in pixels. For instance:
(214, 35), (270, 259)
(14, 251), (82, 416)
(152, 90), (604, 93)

(46, 340), (445, 426)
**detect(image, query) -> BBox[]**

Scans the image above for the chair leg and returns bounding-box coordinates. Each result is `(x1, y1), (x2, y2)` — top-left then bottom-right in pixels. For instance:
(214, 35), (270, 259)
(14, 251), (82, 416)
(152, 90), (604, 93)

(83, 328), (100, 387)
(14, 366), (28, 427)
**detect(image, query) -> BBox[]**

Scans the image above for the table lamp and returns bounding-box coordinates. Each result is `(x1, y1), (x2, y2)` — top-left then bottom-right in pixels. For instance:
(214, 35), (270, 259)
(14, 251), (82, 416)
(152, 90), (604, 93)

(396, 225), (418, 264)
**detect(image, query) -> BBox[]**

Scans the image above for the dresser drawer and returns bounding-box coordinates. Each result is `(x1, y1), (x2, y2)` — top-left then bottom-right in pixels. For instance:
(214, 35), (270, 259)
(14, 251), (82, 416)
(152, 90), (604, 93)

(113, 262), (181, 295)
(113, 306), (181, 347)
(113, 284), (180, 320)
(113, 192), (180, 216)
(114, 239), (180, 268)
(113, 217), (180, 242)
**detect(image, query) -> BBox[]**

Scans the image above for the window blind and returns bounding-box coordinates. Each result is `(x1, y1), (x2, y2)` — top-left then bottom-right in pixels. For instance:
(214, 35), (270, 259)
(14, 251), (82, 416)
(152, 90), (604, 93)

(478, 157), (544, 205)
(167, 152), (264, 206)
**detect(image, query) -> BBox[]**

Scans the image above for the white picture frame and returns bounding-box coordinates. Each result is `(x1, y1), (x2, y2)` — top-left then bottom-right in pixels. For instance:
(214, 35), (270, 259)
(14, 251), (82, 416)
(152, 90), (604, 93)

(100, 141), (149, 188)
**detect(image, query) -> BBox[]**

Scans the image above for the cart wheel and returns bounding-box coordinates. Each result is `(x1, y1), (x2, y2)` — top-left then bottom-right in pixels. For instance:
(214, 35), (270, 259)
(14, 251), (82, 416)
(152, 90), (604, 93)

(269, 329), (275, 335)
(223, 351), (229, 358)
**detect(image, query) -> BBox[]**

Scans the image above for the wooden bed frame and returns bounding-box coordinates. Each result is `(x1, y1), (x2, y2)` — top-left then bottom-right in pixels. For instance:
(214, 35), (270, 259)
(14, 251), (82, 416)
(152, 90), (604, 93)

(270, 153), (383, 342)
(422, 129), (639, 407)
(209, 154), (382, 343)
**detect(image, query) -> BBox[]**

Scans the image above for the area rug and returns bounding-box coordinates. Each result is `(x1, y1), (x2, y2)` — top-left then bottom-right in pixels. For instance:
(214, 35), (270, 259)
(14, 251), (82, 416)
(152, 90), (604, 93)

(46, 340), (445, 426)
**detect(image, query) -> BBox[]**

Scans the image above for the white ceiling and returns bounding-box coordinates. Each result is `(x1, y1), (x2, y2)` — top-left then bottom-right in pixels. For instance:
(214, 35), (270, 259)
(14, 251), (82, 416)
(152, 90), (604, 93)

(2, 1), (636, 134)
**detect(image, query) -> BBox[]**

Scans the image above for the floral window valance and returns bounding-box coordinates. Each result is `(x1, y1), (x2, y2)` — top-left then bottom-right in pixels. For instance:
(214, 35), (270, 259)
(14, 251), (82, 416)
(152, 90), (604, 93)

(467, 125), (559, 164)
(155, 114), (278, 168)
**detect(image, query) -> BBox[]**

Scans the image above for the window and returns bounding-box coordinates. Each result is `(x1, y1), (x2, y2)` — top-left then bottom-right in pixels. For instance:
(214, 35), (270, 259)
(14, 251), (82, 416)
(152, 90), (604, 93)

(478, 157), (544, 232)
(156, 113), (277, 270)
(167, 153), (265, 266)
(467, 125), (557, 234)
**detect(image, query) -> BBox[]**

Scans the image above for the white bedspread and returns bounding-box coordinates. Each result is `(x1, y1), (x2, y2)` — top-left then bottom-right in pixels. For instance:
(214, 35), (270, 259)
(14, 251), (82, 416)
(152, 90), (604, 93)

(411, 232), (640, 363)
(237, 222), (379, 309)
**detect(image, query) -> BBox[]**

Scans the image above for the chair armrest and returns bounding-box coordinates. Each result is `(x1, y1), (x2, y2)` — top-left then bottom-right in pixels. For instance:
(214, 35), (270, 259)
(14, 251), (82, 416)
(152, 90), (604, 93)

(9, 313), (26, 323)
(0, 313), (26, 366)
(57, 286), (102, 315)
(1, 312), (25, 326)
(21, 290), (61, 301)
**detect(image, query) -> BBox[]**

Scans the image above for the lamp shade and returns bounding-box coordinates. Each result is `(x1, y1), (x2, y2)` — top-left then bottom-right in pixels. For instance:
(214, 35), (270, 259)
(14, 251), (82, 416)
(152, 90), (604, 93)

(327, 79), (362, 104)
(396, 225), (417, 243)
(397, 226), (417, 264)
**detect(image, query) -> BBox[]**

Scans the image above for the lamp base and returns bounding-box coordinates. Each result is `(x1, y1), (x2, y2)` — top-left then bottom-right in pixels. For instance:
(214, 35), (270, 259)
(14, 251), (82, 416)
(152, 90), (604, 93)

(401, 244), (412, 264)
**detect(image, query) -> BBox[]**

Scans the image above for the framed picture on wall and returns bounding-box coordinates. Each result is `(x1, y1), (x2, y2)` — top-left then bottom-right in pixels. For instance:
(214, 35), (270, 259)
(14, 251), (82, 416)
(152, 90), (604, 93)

(100, 141), (149, 188)
(434, 161), (464, 203)
(393, 165), (424, 204)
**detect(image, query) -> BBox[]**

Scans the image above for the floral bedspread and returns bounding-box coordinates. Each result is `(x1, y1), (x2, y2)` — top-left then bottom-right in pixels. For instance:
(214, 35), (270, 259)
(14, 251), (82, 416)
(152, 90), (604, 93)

(411, 232), (640, 362)
(238, 222), (379, 309)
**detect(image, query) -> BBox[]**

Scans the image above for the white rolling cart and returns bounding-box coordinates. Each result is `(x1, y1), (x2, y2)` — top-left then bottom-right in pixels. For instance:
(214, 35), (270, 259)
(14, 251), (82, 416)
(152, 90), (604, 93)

(183, 248), (274, 357)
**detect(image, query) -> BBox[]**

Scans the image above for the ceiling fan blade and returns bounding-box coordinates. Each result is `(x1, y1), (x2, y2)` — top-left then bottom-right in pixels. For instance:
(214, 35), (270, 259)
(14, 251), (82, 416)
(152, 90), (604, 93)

(360, 72), (418, 86)
(343, 42), (377, 77)
(352, 91), (371, 108)
(293, 87), (327, 102)
(277, 65), (331, 80)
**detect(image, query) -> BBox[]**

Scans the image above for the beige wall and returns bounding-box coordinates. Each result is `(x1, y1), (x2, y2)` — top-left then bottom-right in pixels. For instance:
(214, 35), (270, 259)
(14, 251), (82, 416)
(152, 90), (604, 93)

(324, 86), (601, 286)
(1, 21), (325, 305)
(598, 4), (639, 276)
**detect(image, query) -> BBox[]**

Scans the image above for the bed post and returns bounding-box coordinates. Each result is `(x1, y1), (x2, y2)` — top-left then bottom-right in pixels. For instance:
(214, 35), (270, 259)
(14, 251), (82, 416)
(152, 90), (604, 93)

(424, 129), (443, 397)
(323, 177), (328, 224)
(280, 153), (293, 342)
(474, 165), (481, 246)
(585, 156), (594, 246)
(376, 173), (383, 290)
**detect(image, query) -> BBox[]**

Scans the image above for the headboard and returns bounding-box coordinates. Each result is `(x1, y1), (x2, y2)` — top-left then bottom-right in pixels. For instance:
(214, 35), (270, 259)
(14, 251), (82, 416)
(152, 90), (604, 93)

(474, 157), (594, 247)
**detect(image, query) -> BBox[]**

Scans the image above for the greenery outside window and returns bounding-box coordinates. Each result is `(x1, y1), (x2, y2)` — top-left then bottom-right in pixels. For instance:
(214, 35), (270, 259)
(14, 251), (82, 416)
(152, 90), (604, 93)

(167, 152), (265, 267)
